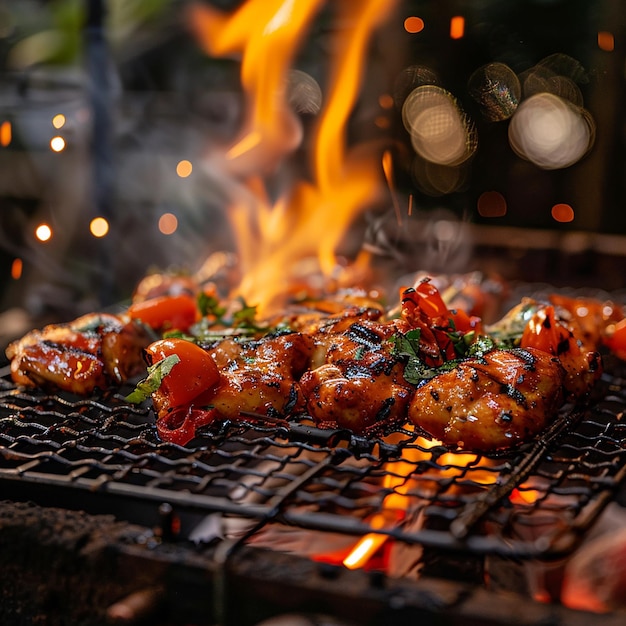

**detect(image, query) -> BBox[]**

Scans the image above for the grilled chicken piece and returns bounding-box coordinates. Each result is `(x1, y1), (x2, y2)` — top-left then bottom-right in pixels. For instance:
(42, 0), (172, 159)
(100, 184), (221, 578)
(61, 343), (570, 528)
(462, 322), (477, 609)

(300, 363), (412, 432)
(6, 313), (152, 395)
(407, 348), (567, 452)
(548, 293), (624, 353)
(300, 319), (413, 432)
(201, 332), (315, 420)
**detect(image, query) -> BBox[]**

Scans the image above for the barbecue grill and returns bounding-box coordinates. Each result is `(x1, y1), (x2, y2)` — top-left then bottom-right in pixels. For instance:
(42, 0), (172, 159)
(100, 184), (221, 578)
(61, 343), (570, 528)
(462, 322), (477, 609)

(1, 337), (626, 625)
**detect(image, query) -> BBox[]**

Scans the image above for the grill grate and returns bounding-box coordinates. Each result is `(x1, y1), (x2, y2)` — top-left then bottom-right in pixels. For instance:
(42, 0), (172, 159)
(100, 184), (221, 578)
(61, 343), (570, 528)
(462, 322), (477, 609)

(0, 356), (625, 560)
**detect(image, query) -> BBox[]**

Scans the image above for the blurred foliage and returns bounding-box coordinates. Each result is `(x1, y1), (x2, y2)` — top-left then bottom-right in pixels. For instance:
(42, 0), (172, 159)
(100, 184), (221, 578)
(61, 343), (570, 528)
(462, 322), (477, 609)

(1, 0), (172, 70)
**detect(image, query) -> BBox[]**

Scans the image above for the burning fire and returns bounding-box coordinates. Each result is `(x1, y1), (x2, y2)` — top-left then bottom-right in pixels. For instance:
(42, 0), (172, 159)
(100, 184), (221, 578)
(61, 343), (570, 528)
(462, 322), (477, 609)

(343, 429), (499, 570)
(185, 1), (540, 576)
(188, 0), (397, 314)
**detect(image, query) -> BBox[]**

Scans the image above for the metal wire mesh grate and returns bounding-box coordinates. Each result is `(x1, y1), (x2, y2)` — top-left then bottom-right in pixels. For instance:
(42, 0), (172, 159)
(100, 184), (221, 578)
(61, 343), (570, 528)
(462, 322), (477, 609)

(0, 356), (625, 559)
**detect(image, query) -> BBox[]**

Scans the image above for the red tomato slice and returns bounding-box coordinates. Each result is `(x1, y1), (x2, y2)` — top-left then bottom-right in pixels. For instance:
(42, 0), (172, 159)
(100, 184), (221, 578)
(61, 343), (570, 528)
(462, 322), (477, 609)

(604, 318), (626, 360)
(413, 281), (450, 319)
(156, 406), (218, 445)
(127, 294), (198, 332)
(520, 306), (579, 356)
(145, 338), (220, 409)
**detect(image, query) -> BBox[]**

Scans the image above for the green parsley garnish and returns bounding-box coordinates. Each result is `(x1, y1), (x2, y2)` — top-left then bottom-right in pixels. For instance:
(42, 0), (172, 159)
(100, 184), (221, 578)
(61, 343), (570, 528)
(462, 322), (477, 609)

(392, 329), (436, 383)
(195, 293), (269, 334)
(392, 329), (497, 385)
(467, 334), (496, 359)
(125, 354), (180, 404)
(231, 299), (261, 329)
(197, 292), (227, 320)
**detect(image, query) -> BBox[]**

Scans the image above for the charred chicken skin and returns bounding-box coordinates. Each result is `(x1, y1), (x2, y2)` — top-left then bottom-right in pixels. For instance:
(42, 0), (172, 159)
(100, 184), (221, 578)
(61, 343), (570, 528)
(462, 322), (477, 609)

(204, 332), (314, 421)
(405, 294), (603, 452)
(300, 318), (414, 432)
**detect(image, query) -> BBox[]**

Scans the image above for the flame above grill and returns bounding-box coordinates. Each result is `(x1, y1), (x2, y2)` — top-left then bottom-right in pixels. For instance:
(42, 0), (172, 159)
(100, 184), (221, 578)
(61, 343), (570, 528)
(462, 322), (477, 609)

(188, 0), (397, 315)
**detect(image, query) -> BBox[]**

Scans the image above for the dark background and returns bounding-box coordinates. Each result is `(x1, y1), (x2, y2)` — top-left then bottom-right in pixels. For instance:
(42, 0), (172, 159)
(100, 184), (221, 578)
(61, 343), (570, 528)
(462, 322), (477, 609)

(0, 0), (624, 336)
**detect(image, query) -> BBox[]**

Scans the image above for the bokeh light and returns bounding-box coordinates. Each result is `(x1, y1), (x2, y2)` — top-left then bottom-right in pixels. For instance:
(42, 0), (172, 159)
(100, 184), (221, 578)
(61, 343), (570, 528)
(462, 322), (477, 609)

(450, 16), (465, 39)
(597, 31), (614, 52)
(412, 157), (469, 196)
(468, 63), (520, 122)
(520, 54), (587, 103)
(552, 203), (575, 222)
(374, 116), (391, 129)
(89, 217), (109, 238)
(11, 258), (22, 280)
(477, 191), (507, 217)
(508, 93), (594, 169)
(393, 65), (440, 109)
(35, 224), (52, 242)
(50, 136), (66, 152)
(158, 212), (178, 235)
(378, 93), (394, 109)
(52, 114), (66, 129)
(176, 160), (193, 178)
(404, 16), (424, 34)
(403, 85), (477, 166)
(0, 121), (11, 147)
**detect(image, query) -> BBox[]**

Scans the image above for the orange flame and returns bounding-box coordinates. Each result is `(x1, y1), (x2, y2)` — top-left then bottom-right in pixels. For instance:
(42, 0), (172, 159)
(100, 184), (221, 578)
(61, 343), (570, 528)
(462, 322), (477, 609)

(188, 0), (321, 167)
(189, 0), (397, 314)
(344, 430), (436, 570)
(343, 429), (499, 570)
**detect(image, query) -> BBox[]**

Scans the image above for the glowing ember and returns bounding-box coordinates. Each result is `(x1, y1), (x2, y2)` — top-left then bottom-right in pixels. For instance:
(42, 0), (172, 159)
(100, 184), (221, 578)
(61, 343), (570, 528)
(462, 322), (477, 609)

(342, 428), (499, 570)
(189, 0), (397, 315)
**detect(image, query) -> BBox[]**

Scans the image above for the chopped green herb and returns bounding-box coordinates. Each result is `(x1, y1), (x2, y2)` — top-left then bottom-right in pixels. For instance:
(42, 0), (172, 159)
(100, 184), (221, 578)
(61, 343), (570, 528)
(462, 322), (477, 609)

(231, 298), (260, 329)
(393, 328), (421, 360)
(392, 329), (436, 384)
(391, 327), (497, 386)
(125, 354), (180, 404)
(163, 329), (197, 342)
(197, 292), (226, 319)
(468, 334), (496, 358)
(402, 358), (442, 384)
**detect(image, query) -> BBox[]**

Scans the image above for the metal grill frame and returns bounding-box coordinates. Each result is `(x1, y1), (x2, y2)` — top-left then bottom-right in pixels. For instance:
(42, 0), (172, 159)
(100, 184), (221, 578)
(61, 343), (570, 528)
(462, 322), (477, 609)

(1, 352), (625, 561)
